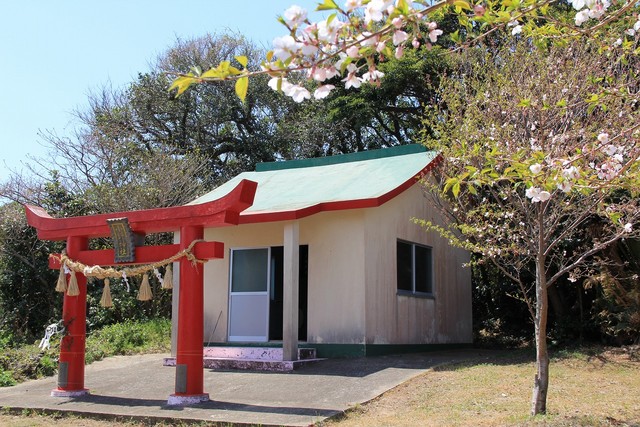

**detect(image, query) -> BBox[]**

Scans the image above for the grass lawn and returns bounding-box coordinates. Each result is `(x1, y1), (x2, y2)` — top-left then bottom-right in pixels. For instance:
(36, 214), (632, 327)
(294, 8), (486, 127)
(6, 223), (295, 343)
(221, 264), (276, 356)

(323, 346), (640, 427)
(0, 346), (638, 426)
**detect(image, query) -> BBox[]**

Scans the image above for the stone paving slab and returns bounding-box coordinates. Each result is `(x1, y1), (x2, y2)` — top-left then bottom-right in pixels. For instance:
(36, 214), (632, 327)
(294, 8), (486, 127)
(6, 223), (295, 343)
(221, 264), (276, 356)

(0, 349), (487, 426)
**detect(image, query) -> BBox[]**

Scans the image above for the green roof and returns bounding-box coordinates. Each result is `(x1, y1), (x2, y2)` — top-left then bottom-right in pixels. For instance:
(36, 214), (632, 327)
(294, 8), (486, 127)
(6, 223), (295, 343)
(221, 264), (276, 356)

(189, 145), (439, 222)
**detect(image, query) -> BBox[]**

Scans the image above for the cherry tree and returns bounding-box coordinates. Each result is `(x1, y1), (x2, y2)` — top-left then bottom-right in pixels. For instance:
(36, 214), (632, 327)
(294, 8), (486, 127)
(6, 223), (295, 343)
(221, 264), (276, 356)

(420, 40), (639, 414)
(170, 0), (640, 416)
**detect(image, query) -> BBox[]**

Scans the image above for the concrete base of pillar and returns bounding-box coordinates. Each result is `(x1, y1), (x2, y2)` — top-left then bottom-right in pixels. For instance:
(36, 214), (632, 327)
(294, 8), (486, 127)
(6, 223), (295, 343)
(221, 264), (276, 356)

(167, 393), (210, 406)
(51, 388), (90, 397)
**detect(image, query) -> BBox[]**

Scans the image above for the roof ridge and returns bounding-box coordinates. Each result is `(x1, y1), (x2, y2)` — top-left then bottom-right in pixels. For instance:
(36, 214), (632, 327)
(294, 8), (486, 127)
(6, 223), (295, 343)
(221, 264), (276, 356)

(255, 144), (428, 172)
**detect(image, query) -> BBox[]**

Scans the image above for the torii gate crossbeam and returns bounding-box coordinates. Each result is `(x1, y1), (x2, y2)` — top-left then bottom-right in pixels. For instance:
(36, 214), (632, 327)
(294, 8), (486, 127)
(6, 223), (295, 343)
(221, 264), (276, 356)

(24, 179), (257, 405)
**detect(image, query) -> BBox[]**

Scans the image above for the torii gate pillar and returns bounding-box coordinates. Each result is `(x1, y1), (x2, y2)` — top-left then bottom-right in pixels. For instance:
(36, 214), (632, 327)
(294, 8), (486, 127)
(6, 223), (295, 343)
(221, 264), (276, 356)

(51, 235), (89, 397)
(168, 225), (209, 405)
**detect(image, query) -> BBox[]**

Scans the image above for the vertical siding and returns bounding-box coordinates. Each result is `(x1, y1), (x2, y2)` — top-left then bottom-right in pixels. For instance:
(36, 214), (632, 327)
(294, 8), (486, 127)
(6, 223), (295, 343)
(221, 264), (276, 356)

(198, 211), (367, 345)
(302, 210), (366, 344)
(364, 185), (472, 344)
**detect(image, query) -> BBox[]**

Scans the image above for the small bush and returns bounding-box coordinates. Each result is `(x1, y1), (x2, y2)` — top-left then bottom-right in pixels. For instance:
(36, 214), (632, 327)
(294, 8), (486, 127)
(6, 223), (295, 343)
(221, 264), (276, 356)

(85, 318), (170, 365)
(0, 370), (16, 387)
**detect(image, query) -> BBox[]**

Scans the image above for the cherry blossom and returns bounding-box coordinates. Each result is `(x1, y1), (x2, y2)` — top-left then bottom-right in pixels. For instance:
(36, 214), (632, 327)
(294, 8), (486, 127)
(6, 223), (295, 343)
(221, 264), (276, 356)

(597, 132), (609, 144)
(393, 30), (409, 45)
(313, 84), (335, 99)
(525, 186), (552, 202)
(427, 22), (443, 43)
(317, 17), (344, 43)
(361, 68), (385, 83)
(395, 45), (404, 59)
(365, 0), (389, 24)
(529, 163), (543, 174)
(273, 35), (301, 62)
(342, 63), (362, 89)
(283, 5), (307, 28)
(282, 82), (311, 102)
(344, 0), (362, 11)
(346, 45), (360, 58)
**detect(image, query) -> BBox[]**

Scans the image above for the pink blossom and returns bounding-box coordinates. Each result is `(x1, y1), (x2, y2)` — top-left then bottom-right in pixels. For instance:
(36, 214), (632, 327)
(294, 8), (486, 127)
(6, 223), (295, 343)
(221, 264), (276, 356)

(346, 45), (360, 58)
(395, 45), (404, 59)
(282, 83), (311, 103)
(557, 181), (573, 193)
(343, 73), (362, 89)
(344, 0), (362, 11)
(529, 163), (543, 174)
(317, 18), (343, 43)
(597, 132), (609, 144)
(358, 32), (378, 47)
(574, 9), (590, 25)
(362, 68), (385, 83)
(427, 23), (443, 43)
(393, 30), (409, 45)
(525, 186), (552, 203)
(624, 223), (633, 233)
(313, 84), (335, 99)
(562, 166), (580, 180)
(365, 0), (387, 24)
(342, 64), (362, 89)
(412, 38), (420, 49)
(273, 35), (301, 61)
(283, 5), (307, 27)
(604, 144), (617, 156)
(474, 5), (486, 16)
(301, 43), (319, 56)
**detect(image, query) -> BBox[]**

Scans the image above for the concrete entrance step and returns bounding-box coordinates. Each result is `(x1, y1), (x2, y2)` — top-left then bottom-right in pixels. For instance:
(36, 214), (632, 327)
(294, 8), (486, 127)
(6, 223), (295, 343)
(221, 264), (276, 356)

(163, 346), (324, 372)
(203, 346), (317, 360)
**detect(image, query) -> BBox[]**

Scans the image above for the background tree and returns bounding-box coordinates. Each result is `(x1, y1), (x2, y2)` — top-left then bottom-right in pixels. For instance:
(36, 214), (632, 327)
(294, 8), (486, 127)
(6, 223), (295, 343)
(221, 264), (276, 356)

(275, 44), (453, 156)
(422, 39), (639, 414)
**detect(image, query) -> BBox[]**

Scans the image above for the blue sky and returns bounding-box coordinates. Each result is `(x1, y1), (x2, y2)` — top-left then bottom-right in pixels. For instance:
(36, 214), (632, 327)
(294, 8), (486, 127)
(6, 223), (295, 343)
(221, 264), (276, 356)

(0, 0), (319, 182)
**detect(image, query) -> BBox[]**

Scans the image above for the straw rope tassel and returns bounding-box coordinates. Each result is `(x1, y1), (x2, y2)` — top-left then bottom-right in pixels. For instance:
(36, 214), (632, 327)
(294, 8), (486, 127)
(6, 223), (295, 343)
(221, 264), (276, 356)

(55, 267), (67, 293)
(162, 264), (173, 289)
(138, 273), (152, 301)
(100, 278), (113, 308)
(67, 271), (80, 296)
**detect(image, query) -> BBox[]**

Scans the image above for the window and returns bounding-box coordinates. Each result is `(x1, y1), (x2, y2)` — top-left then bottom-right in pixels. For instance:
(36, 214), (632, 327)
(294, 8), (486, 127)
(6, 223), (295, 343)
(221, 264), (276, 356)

(397, 240), (433, 295)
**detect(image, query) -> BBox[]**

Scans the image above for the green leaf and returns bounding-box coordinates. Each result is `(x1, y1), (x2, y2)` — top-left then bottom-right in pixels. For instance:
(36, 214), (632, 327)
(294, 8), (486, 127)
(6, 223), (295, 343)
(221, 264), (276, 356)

(452, 181), (461, 198)
(201, 68), (226, 79)
(235, 76), (249, 102)
(453, 0), (471, 10)
(396, 0), (410, 14)
(517, 98), (531, 108)
(228, 66), (242, 76)
(556, 99), (567, 107)
(235, 55), (248, 68)
(168, 75), (197, 97)
(316, 0), (339, 11)
(450, 30), (461, 43)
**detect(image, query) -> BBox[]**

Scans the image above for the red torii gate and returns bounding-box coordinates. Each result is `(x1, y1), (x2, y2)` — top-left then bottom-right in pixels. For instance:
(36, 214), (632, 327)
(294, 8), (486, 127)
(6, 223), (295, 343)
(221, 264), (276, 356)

(24, 179), (257, 405)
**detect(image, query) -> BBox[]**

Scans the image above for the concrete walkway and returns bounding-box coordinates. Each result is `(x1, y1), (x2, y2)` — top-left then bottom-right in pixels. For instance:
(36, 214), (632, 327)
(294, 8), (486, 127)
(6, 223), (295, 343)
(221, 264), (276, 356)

(0, 349), (487, 426)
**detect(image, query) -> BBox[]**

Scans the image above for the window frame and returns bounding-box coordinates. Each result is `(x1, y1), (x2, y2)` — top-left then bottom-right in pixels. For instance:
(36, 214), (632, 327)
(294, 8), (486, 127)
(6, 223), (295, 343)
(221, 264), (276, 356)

(396, 239), (434, 298)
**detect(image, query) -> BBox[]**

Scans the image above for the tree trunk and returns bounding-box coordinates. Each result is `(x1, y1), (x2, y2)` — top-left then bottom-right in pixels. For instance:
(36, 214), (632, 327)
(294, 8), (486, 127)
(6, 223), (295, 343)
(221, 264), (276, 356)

(531, 258), (550, 415)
